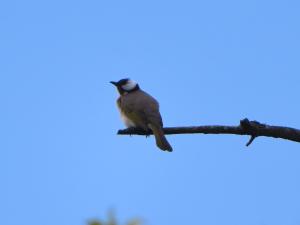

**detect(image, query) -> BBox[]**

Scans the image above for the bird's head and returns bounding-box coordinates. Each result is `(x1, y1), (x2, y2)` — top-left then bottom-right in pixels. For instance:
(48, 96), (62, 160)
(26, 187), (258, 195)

(110, 78), (140, 95)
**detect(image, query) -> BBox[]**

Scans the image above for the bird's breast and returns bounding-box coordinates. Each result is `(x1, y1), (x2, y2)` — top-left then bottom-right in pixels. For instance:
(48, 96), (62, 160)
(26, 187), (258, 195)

(120, 111), (136, 128)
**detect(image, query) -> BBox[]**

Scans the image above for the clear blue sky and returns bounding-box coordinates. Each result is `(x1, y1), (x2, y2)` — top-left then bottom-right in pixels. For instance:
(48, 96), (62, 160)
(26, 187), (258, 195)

(1, 0), (300, 225)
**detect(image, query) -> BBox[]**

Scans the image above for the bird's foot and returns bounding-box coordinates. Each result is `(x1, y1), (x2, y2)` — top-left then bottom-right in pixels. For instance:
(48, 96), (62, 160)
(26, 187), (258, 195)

(145, 128), (152, 138)
(123, 127), (137, 136)
(123, 127), (149, 136)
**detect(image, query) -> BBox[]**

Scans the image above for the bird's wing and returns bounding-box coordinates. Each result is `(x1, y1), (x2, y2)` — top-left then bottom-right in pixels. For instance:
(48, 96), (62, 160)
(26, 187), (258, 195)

(120, 91), (163, 129)
(137, 92), (163, 127)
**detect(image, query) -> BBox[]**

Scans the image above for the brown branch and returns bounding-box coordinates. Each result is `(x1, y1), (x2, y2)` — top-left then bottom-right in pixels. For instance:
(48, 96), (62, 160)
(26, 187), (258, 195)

(117, 118), (300, 146)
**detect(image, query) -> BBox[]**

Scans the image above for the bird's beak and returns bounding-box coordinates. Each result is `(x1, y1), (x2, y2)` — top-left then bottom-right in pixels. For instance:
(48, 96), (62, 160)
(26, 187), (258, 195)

(110, 81), (118, 86)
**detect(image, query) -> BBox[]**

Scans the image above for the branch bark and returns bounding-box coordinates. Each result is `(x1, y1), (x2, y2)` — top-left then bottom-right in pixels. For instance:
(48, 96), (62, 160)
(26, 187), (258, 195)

(117, 118), (300, 146)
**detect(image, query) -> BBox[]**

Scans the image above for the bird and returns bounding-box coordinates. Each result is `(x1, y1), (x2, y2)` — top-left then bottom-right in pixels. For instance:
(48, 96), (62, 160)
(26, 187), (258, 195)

(110, 78), (173, 152)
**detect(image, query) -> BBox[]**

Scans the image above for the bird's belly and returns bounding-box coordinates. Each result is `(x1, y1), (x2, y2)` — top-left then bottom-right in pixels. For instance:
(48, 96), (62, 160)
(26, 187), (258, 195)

(120, 112), (136, 128)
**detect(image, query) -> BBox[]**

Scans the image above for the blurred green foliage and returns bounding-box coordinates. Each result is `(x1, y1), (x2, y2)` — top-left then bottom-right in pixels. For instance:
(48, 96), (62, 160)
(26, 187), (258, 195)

(88, 212), (142, 225)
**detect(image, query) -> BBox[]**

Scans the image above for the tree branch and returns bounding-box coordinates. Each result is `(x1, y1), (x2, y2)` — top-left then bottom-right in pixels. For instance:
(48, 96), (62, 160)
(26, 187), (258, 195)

(117, 118), (300, 146)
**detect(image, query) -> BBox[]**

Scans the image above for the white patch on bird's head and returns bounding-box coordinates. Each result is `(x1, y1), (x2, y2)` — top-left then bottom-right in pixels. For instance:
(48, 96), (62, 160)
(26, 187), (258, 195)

(121, 79), (138, 91)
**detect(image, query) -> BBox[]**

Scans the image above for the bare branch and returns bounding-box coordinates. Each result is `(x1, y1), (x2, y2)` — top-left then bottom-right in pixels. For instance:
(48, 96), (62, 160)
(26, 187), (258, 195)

(117, 118), (300, 145)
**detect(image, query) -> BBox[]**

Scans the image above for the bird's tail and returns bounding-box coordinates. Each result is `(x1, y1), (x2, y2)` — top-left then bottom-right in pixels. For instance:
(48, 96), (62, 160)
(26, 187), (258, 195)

(148, 124), (173, 152)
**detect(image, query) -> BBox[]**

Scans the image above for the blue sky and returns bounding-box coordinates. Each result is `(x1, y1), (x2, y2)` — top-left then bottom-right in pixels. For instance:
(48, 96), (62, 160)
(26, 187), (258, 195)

(1, 0), (300, 225)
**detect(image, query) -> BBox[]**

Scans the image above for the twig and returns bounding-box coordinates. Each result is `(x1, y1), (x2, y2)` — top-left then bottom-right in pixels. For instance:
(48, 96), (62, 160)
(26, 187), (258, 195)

(117, 118), (300, 146)
(245, 135), (256, 147)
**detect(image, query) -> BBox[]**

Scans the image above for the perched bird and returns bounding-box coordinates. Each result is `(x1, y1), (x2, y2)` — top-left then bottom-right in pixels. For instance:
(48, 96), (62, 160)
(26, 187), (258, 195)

(110, 78), (173, 152)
